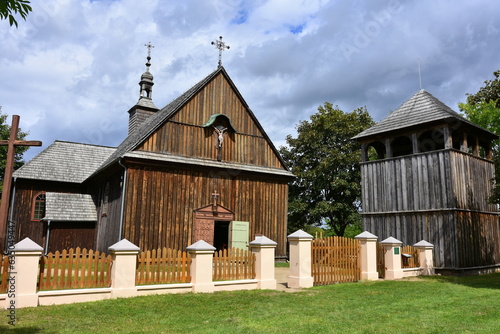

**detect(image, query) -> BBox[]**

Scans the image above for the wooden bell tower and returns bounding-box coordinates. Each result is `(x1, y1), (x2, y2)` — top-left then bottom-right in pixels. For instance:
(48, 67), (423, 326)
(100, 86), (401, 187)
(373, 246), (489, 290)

(353, 90), (499, 271)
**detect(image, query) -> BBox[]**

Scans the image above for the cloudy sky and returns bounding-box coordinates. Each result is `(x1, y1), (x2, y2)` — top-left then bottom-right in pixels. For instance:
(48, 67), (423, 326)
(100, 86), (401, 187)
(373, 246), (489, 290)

(1, 0), (498, 161)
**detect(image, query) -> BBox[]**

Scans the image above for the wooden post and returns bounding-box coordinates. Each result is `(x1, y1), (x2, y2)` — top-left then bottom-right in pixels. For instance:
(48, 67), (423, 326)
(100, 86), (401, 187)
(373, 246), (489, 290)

(0, 115), (42, 250)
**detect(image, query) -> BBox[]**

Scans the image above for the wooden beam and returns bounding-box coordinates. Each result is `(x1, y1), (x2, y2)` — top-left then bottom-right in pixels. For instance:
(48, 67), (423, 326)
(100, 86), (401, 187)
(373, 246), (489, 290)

(0, 115), (42, 251)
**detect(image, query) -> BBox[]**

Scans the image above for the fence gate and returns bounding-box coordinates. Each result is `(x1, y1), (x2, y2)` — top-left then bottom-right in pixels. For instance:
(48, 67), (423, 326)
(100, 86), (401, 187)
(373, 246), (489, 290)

(311, 236), (360, 285)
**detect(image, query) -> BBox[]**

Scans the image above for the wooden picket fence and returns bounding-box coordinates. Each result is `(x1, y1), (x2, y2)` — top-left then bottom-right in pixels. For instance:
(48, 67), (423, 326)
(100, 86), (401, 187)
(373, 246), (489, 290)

(0, 254), (10, 293)
(401, 245), (420, 268)
(376, 243), (385, 278)
(38, 248), (113, 291)
(136, 248), (191, 285)
(312, 236), (360, 285)
(213, 248), (256, 281)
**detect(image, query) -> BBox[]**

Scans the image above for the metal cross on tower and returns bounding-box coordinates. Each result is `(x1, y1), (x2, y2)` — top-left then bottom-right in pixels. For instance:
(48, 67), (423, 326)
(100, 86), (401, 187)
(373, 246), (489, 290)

(211, 36), (230, 67)
(144, 42), (154, 69)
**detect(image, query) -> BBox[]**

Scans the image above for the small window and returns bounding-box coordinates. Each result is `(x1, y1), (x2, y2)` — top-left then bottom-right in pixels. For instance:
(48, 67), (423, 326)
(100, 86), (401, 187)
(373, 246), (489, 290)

(32, 193), (46, 221)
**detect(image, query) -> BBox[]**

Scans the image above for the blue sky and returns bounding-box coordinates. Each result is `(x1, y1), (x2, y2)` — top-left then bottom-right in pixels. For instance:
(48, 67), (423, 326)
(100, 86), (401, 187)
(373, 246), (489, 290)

(1, 0), (499, 161)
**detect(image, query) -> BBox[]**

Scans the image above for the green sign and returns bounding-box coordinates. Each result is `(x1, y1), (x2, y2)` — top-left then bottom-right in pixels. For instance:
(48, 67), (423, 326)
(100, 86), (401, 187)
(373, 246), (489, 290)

(394, 247), (400, 255)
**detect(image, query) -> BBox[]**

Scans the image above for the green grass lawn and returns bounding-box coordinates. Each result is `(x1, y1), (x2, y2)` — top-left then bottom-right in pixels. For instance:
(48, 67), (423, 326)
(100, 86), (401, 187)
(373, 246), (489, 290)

(1, 273), (498, 333)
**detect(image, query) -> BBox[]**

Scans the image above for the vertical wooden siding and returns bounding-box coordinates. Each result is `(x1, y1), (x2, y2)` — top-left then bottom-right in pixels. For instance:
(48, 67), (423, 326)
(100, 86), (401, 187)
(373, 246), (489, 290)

(122, 165), (289, 257)
(361, 150), (499, 269)
(95, 172), (123, 252)
(12, 182), (84, 247)
(361, 150), (496, 214)
(136, 73), (283, 169)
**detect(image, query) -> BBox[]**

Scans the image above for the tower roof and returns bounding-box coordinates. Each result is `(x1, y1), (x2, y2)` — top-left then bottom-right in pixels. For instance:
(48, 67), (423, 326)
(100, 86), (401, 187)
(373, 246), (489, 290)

(353, 90), (498, 140)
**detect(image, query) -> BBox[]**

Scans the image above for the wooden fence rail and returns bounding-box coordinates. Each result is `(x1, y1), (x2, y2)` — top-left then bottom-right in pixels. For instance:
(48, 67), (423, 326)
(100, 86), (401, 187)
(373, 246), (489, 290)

(213, 248), (256, 281)
(38, 248), (113, 291)
(312, 236), (360, 285)
(0, 254), (10, 293)
(377, 242), (385, 278)
(136, 248), (191, 285)
(401, 245), (420, 268)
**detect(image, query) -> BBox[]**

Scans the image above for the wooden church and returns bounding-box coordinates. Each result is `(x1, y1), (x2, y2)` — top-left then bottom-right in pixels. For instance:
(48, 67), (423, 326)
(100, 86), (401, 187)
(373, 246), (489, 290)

(10, 47), (293, 258)
(353, 90), (499, 271)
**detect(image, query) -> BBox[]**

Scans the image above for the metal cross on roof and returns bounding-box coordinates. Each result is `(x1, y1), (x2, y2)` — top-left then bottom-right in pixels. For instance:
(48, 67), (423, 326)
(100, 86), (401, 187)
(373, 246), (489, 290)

(144, 42), (154, 70)
(211, 36), (230, 67)
(145, 42), (154, 58)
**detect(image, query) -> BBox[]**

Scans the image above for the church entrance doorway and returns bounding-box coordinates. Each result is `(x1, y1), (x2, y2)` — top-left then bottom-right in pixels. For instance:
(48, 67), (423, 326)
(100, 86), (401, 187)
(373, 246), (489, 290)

(214, 221), (230, 251)
(193, 205), (250, 251)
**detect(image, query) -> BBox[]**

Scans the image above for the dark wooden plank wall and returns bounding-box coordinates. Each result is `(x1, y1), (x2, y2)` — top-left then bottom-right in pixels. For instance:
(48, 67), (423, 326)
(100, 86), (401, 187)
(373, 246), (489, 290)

(361, 150), (496, 213)
(12, 181), (83, 247)
(95, 172), (124, 252)
(361, 149), (499, 268)
(361, 150), (453, 213)
(136, 72), (284, 169)
(365, 211), (500, 269)
(450, 150), (497, 212)
(456, 211), (500, 268)
(364, 212), (457, 268)
(46, 221), (95, 253)
(121, 165), (289, 257)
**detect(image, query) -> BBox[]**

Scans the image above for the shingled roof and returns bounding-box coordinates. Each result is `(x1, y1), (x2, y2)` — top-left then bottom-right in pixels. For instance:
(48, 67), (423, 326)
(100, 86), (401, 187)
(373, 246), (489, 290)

(95, 66), (290, 175)
(13, 141), (116, 183)
(44, 192), (97, 221)
(353, 90), (497, 140)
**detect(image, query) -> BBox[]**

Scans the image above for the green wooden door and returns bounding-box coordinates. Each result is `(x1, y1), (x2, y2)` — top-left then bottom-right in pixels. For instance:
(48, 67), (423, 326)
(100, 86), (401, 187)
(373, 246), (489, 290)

(230, 221), (249, 250)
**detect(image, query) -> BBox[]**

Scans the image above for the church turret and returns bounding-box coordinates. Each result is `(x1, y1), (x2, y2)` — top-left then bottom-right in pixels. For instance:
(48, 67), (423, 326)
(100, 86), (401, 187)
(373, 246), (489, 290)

(127, 42), (159, 135)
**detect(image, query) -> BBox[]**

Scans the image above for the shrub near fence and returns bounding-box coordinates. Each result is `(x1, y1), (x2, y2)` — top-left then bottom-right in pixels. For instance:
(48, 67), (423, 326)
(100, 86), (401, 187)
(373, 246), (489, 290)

(213, 248), (256, 281)
(136, 248), (191, 285)
(312, 236), (360, 285)
(38, 248), (113, 291)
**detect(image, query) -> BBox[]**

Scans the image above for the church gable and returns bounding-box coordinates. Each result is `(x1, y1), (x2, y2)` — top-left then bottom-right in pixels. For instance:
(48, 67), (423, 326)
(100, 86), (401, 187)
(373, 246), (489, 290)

(135, 68), (287, 170)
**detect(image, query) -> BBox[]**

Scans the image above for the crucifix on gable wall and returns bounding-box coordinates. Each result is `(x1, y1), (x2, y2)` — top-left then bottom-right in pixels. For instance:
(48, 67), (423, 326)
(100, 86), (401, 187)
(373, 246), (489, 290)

(214, 125), (227, 161)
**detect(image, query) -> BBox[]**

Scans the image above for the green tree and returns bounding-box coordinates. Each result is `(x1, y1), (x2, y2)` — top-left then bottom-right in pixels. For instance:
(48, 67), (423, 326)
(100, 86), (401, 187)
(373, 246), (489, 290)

(0, 0), (32, 27)
(280, 103), (375, 236)
(0, 111), (29, 192)
(459, 69), (500, 204)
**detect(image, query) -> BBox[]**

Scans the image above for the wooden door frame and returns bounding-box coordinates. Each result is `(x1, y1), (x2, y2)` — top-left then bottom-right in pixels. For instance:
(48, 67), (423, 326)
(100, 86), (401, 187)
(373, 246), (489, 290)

(192, 204), (234, 245)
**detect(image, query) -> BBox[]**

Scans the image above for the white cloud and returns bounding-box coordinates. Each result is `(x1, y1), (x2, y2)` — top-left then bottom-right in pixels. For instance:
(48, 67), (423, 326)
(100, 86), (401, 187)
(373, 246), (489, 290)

(0, 0), (498, 161)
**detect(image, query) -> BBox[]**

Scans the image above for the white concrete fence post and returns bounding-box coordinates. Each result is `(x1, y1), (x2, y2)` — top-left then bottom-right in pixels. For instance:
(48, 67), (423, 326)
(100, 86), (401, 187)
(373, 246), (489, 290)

(11, 238), (43, 308)
(250, 235), (277, 289)
(109, 239), (140, 298)
(414, 240), (435, 276)
(380, 236), (404, 280)
(355, 231), (379, 281)
(187, 240), (216, 293)
(287, 230), (314, 289)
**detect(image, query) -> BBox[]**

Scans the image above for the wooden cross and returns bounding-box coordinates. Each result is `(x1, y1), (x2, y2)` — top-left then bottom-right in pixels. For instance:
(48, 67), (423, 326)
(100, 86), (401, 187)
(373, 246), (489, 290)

(211, 190), (220, 207)
(211, 36), (230, 67)
(0, 115), (42, 249)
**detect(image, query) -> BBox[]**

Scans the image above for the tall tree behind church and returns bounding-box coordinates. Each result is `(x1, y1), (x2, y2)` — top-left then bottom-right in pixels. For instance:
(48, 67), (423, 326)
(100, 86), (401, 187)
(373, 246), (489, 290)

(459, 69), (500, 204)
(0, 111), (29, 192)
(280, 103), (374, 236)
